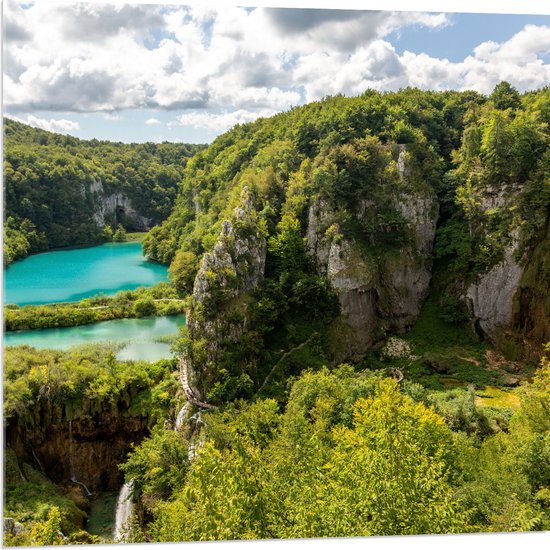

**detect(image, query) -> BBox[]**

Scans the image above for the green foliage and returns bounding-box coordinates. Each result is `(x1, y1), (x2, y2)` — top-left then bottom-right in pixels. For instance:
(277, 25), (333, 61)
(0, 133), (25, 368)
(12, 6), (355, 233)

(150, 375), (468, 541)
(168, 250), (199, 295)
(4, 282), (185, 331)
(134, 297), (157, 317)
(439, 354), (550, 531)
(438, 293), (470, 324)
(442, 88), (549, 281)
(3, 346), (178, 424)
(120, 426), (189, 512)
(3, 449), (90, 546)
(112, 225), (127, 242)
(490, 81), (521, 111)
(31, 507), (65, 546)
(144, 88), (485, 267)
(3, 117), (204, 263)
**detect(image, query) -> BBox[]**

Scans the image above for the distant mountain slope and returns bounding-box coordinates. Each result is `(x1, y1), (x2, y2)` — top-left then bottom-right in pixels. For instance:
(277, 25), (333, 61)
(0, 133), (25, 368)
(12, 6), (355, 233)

(3, 118), (205, 264)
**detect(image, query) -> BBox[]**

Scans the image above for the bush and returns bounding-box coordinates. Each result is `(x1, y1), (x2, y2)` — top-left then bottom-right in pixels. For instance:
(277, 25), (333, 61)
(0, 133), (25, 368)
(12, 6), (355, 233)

(134, 298), (157, 317)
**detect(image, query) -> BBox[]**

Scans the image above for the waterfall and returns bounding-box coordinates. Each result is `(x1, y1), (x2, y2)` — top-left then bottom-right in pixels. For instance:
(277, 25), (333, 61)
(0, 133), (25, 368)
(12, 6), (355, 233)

(68, 420), (92, 496)
(174, 403), (190, 432)
(71, 477), (92, 497)
(114, 480), (134, 542)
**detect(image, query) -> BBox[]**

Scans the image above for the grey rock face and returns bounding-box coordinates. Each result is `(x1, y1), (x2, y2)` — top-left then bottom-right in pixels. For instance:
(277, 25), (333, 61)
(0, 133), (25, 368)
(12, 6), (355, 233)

(464, 183), (526, 343)
(306, 198), (334, 270)
(88, 179), (150, 230)
(327, 238), (378, 359)
(380, 193), (437, 331)
(4, 517), (15, 535)
(466, 231), (523, 342)
(187, 187), (267, 393)
(193, 193), (266, 304)
(306, 149), (438, 361)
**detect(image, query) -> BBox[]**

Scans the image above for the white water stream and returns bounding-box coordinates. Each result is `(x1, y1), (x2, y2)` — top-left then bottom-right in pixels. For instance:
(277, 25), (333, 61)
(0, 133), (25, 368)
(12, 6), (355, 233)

(113, 480), (134, 542)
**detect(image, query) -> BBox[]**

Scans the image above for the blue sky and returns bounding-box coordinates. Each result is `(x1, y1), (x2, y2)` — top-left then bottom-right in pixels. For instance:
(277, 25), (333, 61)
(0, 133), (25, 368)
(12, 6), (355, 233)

(388, 13), (550, 62)
(4, 0), (550, 144)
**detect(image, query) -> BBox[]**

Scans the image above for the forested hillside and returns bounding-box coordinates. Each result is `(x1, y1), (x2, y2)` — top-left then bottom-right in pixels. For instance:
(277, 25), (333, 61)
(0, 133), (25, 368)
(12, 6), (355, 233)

(4, 84), (550, 545)
(3, 118), (204, 264)
(146, 83), (549, 400)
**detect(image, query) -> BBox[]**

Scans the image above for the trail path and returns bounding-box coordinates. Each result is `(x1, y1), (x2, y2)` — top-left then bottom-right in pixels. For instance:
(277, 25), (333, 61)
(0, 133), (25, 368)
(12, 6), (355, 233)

(179, 356), (217, 410)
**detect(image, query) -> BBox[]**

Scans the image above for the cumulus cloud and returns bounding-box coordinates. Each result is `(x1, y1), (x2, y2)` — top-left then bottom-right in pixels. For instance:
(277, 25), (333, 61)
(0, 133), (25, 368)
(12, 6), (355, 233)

(59, 3), (164, 42)
(3, 1), (549, 134)
(402, 24), (550, 93)
(2, 2), (452, 115)
(263, 9), (449, 53)
(145, 117), (161, 125)
(173, 109), (276, 132)
(8, 114), (80, 134)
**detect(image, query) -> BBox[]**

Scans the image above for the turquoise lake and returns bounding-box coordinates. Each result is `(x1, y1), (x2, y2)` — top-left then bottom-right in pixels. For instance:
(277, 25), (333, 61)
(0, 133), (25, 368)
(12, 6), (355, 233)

(4, 242), (168, 306)
(4, 315), (186, 362)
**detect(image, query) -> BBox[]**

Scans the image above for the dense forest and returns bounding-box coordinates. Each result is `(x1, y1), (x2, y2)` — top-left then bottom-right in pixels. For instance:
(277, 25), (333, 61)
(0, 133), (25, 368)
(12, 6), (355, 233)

(3, 118), (204, 264)
(3, 83), (550, 544)
(146, 83), (549, 397)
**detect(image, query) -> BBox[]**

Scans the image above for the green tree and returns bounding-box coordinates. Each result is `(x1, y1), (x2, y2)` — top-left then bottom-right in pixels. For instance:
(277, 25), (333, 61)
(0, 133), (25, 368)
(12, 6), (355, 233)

(102, 225), (114, 241)
(31, 506), (65, 546)
(490, 81), (521, 111)
(168, 250), (198, 295)
(112, 225), (127, 242)
(134, 298), (157, 317)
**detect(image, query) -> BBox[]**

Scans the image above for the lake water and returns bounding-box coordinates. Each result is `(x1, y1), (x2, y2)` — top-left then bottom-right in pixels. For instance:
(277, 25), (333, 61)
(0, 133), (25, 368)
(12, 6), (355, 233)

(4, 315), (186, 362)
(4, 242), (168, 306)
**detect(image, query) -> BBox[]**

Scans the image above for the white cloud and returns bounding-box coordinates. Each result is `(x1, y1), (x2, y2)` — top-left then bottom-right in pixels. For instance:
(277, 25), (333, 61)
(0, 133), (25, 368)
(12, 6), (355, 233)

(145, 117), (161, 125)
(173, 109), (276, 132)
(8, 114), (80, 134)
(401, 24), (550, 93)
(2, 2), (453, 115)
(3, 1), (549, 135)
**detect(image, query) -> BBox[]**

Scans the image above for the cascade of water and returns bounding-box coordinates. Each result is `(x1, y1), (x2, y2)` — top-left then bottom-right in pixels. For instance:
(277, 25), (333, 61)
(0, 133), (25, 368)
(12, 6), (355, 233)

(174, 403), (190, 431)
(68, 420), (92, 496)
(28, 444), (46, 476)
(114, 480), (135, 542)
(71, 478), (92, 497)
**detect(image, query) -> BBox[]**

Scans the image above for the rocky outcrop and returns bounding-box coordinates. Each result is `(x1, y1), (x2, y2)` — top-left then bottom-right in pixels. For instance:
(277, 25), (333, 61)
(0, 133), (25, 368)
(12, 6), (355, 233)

(6, 400), (150, 492)
(89, 178), (151, 231)
(186, 187), (267, 397)
(379, 192), (438, 332)
(306, 149), (438, 362)
(464, 183), (527, 344)
(324, 236), (379, 360)
(466, 232), (523, 342)
(511, 226), (550, 359)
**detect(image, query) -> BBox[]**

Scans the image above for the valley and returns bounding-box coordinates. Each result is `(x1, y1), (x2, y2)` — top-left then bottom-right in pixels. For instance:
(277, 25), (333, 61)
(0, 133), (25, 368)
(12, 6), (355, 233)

(3, 84), (550, 544)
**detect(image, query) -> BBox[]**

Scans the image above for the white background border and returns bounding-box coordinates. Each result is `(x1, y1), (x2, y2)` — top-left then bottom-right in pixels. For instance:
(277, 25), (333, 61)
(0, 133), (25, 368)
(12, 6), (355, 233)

(2, 0), (549, 548)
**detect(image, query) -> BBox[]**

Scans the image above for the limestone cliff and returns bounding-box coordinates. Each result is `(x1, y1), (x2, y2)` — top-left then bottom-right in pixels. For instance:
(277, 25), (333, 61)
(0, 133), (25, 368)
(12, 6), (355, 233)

(89, 178), (151, 231)
(465, 230), (523, 342)
(186, 187), (267, 398)
(511, 225), (550, 359)
(462, 181), (548, 357)
(306, 148), (438, 362)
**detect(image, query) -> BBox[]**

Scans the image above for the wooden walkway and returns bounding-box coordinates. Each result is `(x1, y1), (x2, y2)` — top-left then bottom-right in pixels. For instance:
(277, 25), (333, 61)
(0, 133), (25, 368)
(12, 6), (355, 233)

(178, 356), (217, 410)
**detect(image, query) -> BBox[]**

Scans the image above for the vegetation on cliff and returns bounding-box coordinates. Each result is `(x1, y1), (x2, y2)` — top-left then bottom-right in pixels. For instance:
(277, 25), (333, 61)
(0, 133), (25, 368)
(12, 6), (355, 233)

(3, 118), (204, 264)
(3, 83), (549, 544)
(3, 346), (183, 546)
(145, 84), (549, 401)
